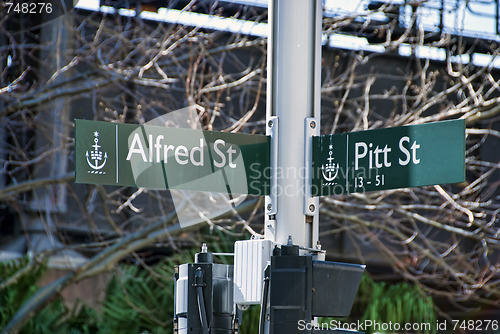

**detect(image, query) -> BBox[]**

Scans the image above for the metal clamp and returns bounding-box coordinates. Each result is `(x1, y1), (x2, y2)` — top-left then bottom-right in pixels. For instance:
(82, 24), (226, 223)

(304, 117), (319, 215)
(267, 116), (278, 215)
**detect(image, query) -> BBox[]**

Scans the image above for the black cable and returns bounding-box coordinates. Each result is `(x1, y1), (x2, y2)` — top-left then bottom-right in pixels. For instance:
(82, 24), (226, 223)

(195, 268), (209, 334)
(197, 286), (209, 334)
(259, 265), (271, 334)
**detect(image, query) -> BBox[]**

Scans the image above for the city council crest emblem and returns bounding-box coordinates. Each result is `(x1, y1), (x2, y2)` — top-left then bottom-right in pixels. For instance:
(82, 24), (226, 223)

(322, 144), (339, 183)
(86, 131), (108, 174)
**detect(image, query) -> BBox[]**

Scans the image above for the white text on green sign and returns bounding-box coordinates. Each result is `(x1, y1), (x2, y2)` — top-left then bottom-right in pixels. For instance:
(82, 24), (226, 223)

(312, 119), (466, 196)
(75, 120), (270, 195)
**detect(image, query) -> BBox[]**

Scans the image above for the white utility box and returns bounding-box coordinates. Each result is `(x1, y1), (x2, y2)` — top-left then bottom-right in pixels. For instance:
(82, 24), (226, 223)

(233, 239), (274, 305)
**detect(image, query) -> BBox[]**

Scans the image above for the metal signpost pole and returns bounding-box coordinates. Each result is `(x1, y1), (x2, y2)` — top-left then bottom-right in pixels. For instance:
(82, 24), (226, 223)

(263, 2), (339, 334)
(265, 0), (322, 248)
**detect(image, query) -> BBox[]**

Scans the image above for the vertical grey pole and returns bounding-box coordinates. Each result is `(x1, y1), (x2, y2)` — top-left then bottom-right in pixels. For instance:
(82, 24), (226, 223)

(265, 0), (322, 248)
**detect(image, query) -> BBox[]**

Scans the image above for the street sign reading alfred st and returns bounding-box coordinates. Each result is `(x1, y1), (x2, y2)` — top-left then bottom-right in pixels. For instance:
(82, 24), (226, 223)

(75, 120), (270, 195)
(312, 119), (466, 196)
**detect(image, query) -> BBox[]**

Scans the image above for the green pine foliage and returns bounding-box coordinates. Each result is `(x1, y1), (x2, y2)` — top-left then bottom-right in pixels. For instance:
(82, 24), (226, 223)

(58, 301), (100, 334)
(98, 262), (173, 333)
(356, 274), (437, 334)
(239, 305), (260, 334)
(0, 257), (67, 334)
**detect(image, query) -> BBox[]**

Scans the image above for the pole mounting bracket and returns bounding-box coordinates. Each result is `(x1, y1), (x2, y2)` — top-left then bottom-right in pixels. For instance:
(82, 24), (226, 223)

(304, 117), (319, 216)
(267, 116), (278, 216)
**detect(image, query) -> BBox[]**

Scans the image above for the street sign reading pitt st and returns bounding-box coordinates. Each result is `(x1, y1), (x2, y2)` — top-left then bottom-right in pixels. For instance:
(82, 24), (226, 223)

(75, 120), (270, 195)
(312, 119), (466, 196)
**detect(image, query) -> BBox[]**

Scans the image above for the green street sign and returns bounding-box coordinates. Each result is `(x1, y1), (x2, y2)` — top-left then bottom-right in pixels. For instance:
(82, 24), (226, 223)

(312, 119), (466, 196)
(75, 120), (270, 195)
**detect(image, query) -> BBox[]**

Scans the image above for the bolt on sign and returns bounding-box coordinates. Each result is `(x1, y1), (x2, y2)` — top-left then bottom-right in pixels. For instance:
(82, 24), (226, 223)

(312, 119), (466, 196)
(75, 120), (270, 196)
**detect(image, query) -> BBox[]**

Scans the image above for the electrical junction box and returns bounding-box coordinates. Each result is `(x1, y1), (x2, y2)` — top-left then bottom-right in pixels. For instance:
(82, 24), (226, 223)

(174, 251), (236, 334)
(233, 239), (274, 305)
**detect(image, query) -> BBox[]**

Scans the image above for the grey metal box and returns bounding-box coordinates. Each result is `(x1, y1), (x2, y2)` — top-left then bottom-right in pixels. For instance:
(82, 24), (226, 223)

(312, 261), (365, 317)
